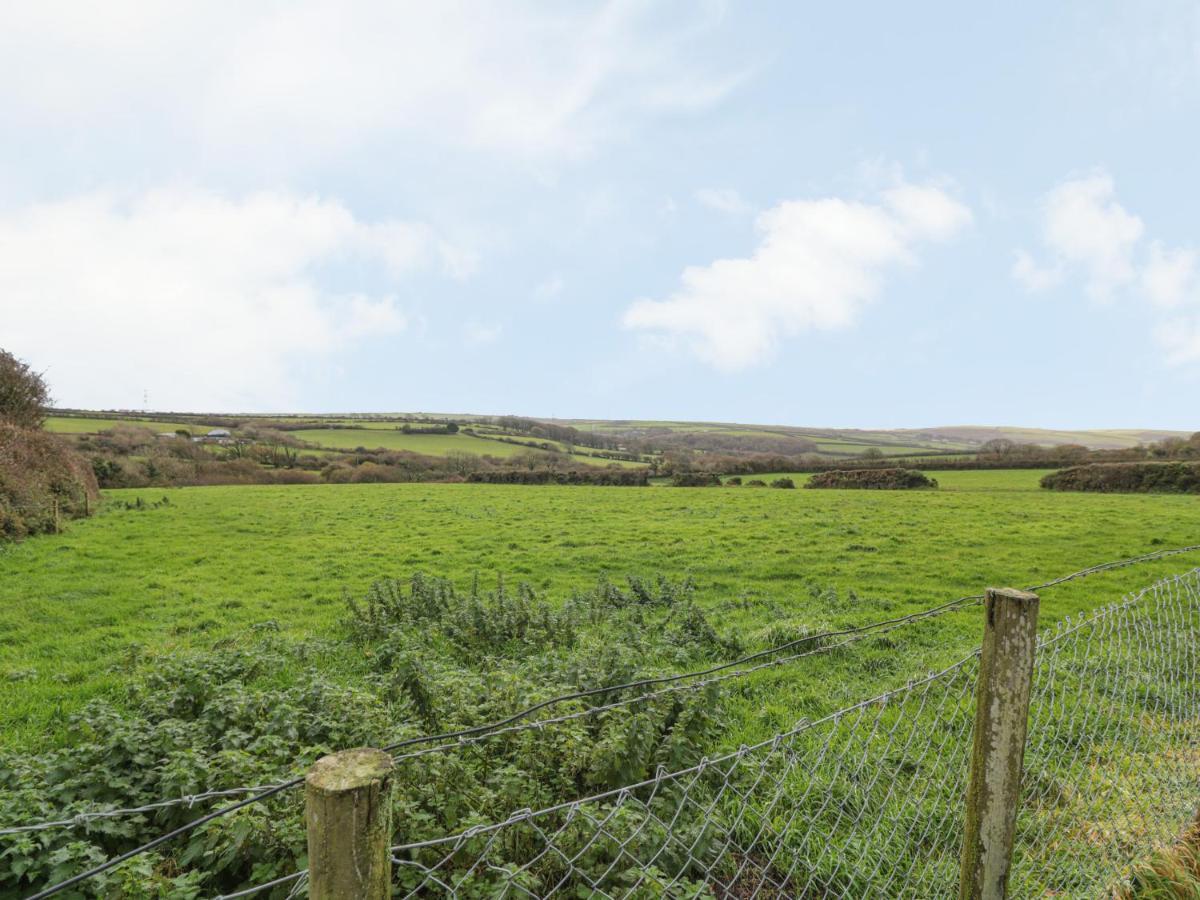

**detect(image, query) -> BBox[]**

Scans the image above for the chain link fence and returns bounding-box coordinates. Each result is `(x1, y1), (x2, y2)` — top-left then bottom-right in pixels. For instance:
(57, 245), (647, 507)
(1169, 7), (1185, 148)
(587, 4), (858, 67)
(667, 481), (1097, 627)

(11, 560), (1200, 898)
(383, 569), (1200, 898)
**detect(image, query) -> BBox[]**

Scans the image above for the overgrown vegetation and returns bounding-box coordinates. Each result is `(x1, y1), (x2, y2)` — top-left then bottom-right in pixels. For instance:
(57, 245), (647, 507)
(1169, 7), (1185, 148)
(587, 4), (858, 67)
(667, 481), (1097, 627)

(0, 574), (734, 895)
(807, 468), (939, 490)
(0, 349), (97, 541)
(1041, 462), (1200, 494)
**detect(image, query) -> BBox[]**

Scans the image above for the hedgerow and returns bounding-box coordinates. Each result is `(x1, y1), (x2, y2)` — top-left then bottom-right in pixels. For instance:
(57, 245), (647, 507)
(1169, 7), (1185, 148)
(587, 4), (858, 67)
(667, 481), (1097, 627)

(806, 468), (938, 490)
(0, 574), (738, 895)
(1040, 462), (1200, 494)
(0, 423), (98, 541)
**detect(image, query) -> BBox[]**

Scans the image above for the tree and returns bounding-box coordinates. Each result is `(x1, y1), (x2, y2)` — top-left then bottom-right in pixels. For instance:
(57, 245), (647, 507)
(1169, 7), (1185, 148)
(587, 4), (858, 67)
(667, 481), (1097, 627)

(0, 349), (50, 429)
(980, 438), (1017, 456)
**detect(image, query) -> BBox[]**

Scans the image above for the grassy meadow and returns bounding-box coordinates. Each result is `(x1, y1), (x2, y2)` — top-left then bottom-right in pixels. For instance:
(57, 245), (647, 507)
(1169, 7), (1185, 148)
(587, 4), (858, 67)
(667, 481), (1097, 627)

(3, 469), (1199, 751)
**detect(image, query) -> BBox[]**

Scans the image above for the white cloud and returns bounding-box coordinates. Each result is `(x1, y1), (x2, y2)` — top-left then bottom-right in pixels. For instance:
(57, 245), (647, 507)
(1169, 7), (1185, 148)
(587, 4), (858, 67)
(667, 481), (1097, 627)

(1015, 171), (1144, 299)
(1142, 241), (1199, 308)
(1015, 169), (1200, 364)
(1156, 316), (1200, 364)
(1012, 250), (1063, 292)
(0, 1), (742, 170)
(695, 188), (751, 215)
(0, 188), (453, 410)
(622, 181), (972, 370)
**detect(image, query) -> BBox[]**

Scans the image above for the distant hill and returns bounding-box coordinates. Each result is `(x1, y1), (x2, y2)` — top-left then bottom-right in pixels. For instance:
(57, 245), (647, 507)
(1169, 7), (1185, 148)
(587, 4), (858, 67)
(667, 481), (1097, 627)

(556, 419), (1191, 455)
(51, 409), (1191, 460)
(892, 426), (1191, 451)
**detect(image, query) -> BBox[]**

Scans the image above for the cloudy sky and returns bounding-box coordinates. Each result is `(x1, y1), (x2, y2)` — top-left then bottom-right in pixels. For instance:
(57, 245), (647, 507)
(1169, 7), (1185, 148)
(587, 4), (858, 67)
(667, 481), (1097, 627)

(2, 1), (1199, 427)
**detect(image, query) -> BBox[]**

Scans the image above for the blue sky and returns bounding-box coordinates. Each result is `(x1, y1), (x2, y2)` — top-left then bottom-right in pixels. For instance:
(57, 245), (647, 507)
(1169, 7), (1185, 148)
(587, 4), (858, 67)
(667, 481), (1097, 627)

(2, 1), (1199, 428)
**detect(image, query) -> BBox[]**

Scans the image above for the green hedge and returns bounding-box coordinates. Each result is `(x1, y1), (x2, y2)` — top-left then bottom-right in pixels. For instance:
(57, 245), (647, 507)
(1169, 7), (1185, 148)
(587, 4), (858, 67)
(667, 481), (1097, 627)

(806, 468), (938, 490)
(0, 423), (99, 541)
(1040, 462), (1200, 493)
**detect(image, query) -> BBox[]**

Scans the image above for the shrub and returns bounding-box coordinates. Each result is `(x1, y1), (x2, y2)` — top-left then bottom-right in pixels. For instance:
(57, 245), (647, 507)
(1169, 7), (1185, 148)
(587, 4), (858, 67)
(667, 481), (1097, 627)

(745, 479), (767, 487)
(0, 349), (50, 429)
(770, 477), (796, 489)
(725, 476), (742, 486)
(806, 468), (938, 490)
(1041, 462), (1200, 494)
(669, 472), (721, 487)
(468, 469), (649, 486)
(0, 423), (99, 540)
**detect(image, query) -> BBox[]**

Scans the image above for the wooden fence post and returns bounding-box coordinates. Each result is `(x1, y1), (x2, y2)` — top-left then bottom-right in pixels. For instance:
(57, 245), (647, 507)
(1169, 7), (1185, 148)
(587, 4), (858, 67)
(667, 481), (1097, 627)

(306, 748), (394, 900)
(958, 587), (1039, 900)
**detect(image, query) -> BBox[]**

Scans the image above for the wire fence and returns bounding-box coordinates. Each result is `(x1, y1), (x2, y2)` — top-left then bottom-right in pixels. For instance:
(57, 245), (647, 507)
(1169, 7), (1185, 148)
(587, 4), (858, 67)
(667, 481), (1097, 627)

(1012, 567), (1200, 896)
(382, 569), (1200, 898)
(8, 550), (1200, 898)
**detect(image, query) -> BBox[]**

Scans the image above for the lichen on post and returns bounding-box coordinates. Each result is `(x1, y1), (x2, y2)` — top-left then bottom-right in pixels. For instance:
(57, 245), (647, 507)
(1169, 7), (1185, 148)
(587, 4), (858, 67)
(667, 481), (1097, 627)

(959, 587), (1040, 900)
(306, 747), (395, 900)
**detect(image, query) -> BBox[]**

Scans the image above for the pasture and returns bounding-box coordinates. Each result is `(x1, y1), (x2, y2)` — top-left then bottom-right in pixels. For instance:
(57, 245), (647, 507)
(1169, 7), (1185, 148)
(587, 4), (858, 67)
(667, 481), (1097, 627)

(3, 469), (1198, 751)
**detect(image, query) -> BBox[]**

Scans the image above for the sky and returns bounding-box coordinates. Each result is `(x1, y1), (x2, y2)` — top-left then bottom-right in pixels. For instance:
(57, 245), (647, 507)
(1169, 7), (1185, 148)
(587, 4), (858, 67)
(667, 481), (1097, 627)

(2, 1), (1199, 429)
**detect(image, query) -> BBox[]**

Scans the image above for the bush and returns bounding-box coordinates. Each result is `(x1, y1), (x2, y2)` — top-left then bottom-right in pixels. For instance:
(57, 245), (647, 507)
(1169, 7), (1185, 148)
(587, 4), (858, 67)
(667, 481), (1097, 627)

(669, 472), (722, 487)
(725, 476), (742, 486)
(468, 469), (649, 486)
(746, 479), (767, 487)
(0, 423), (99, 540)
(0, 572), (734, 895)
(806, 468), (938, 490)
(1041, 462), (1200, 494)
(0, 349), (50, 429)
(770, 477), (796, 489)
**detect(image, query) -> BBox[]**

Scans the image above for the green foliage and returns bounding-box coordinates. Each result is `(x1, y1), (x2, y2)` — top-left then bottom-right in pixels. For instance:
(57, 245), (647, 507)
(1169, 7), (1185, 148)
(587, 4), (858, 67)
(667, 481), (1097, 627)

(1042, 462), (1200, 494)
(0, 422), (98, 541)
(807, 468), (938, 490)
(0, 573), (735, 895)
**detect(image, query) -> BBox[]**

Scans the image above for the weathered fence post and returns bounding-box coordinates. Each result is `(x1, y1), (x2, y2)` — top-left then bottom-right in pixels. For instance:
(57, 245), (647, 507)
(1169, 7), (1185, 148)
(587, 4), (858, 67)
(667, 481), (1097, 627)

(958, 587), (1039, 900)
(306, 748), (394, 900)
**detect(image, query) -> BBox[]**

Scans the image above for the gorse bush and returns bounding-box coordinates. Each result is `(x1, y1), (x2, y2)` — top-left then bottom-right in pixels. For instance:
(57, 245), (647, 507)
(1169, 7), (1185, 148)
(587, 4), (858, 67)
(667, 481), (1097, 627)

(1041, 462), (1200, 494)
(0, 572), (742, 896)
(807, 468), (938, 490)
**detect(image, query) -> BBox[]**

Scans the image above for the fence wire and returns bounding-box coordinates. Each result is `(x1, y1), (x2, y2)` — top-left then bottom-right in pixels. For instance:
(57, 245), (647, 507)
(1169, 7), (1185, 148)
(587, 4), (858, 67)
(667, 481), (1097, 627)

(12, 556), (1200, 898)
(388, 655), (981, 898)
(386, 569), (1200, 899)
(1012, 568), (1200, 897)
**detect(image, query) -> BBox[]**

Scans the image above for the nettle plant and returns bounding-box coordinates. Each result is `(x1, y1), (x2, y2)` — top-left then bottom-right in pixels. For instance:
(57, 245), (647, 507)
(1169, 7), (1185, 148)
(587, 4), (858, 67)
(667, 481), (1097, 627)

(1, 574), (738, 896)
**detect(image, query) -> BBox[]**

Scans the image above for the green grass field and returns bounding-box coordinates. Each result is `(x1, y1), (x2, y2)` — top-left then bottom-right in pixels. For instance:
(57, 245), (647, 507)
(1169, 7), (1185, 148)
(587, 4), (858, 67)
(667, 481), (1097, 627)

(718, 469), (1055, 490)
(45, 415), (208, 434)
(3, 470), (1198, 751)
(287, 427), (644, 467)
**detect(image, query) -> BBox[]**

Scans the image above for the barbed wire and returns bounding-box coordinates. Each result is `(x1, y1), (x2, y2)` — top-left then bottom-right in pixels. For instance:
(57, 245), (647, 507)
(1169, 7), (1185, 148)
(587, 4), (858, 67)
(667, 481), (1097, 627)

(17, 545), (1200, 897)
